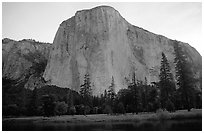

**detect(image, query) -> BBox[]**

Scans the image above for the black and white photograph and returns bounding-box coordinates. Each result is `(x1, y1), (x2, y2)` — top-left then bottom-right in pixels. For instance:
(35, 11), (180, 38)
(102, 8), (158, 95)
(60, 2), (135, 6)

(2, 1), (202, 131)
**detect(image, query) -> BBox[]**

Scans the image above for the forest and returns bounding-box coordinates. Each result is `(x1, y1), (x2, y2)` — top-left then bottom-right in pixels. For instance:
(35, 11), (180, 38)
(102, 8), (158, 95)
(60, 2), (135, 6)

(2, 41), (202, 117)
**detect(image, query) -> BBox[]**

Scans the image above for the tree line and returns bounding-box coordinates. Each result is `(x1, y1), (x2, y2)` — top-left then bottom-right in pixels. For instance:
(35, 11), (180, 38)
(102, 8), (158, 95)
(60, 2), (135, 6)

(2, 41), (201, 117)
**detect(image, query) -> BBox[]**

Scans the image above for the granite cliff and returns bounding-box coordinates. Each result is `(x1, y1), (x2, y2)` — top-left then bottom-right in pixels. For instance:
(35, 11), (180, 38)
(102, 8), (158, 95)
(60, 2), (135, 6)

(42, 6), (201, 95)
(2, 38), (51, 90)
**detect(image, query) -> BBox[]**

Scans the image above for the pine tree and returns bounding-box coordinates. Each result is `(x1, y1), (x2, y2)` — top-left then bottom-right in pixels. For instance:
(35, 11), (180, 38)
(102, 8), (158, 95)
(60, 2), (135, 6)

(107, 76), (116, 110)
(174, 41), (195, 111)
(142, 77), (148, 112)
(108, 76), (116, 100)
(148, 86), (160, 112)
(80, 73), (92, 106)
(104, 89), (108, 103)
(67, 90), (74, 107)
(159, 52), (175, 110)
(129, 72), (142, 114)
(26, 88), (38, 116)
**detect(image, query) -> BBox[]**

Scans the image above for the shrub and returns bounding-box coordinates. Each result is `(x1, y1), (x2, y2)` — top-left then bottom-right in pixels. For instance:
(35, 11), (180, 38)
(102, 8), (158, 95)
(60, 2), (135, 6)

(69, 106), (76, 115)
(3, 104), (20, 116)
(117, 102), (125, 114)
(75, 105), (82, 115)
(75, 105), (80, 115)
(156, 109), (170, 120)
(78, 104), (85, 115)
(148, 101), (160, 113)
(97, 107), (103, 114)
(153, 100), (160, 112)
(84, 106), (91, 115)
(92, 107), (99, 114)
(166, 100), (175, 112)
(36, 106), (44, 116)
(42, 95), (55, 117)
(103, 105), (112, 114)
(55, 101), (68, 115)
(19, 107), (27, 115)
(126, 104), (135, 114)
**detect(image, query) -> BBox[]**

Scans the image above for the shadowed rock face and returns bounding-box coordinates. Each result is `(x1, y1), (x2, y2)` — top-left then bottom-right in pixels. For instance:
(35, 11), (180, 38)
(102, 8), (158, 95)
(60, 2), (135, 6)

(2, 38), (51, 90)
(43, 6), (201, 95)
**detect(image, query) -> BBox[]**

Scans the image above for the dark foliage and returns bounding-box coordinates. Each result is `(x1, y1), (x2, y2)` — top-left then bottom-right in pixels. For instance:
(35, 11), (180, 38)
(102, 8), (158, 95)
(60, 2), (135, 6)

(35, 85), (80, 106)
(3, 104), (20, 116)
(84, 105), (91, 115)
(116, 102), (125, 114)
(80, 74), (93, 107)
(116, 78), (160, 114)
(106, 76), (116, 111)
(75, 104), (91, 115)
(103, 105), (113, 114)
(92, 107), (99, 114)
(2, 77), (33, 116)
(174, 41), (199, 111)
(26, 88), (39, 116)
(55, 101), (68, 115)
(127, 72), (143, 114)
(166, 99), (175, 112)
(41, 95), (55, 117)
(159, 52), (175, 110)
(195, 91), (202, 109)
(147, 87), (160, 112)
(68, 106), (76, 115)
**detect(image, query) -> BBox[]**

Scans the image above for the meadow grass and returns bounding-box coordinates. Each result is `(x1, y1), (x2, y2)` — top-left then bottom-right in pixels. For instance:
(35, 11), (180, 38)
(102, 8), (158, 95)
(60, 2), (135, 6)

(3, 109), (201, 123)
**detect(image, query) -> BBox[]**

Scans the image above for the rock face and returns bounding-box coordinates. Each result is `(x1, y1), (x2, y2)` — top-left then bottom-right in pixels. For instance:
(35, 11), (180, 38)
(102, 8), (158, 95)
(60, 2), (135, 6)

(2, 38), (51, 90)
(43, 6), (201, 95)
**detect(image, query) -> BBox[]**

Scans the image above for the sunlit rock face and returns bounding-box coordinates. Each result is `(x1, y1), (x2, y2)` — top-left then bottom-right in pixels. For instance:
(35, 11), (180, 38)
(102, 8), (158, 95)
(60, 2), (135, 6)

(2, 38), (51, 90)
(43, 6), (201, 95)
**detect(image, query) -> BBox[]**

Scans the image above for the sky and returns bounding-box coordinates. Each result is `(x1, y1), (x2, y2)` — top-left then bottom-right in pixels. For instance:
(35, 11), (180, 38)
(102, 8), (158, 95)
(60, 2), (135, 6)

(2, 2), (202, 54)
